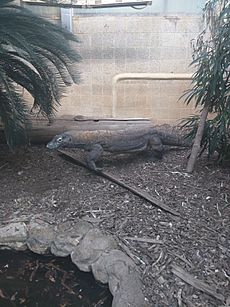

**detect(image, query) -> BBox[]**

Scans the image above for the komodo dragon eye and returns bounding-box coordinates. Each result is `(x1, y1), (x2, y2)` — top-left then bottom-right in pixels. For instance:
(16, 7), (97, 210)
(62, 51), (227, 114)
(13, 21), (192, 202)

(57, 137), (63, 143)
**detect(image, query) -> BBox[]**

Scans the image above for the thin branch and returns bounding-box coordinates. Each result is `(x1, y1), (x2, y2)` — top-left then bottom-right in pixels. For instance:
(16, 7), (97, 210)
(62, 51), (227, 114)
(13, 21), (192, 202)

(58, 149), (180, 217)
(123, 236), (164, 244)
(171, 264), (225, 302)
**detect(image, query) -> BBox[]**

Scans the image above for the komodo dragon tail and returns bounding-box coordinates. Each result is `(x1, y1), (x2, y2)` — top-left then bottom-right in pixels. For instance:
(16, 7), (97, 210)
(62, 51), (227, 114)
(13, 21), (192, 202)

(155, 130), (191, 147)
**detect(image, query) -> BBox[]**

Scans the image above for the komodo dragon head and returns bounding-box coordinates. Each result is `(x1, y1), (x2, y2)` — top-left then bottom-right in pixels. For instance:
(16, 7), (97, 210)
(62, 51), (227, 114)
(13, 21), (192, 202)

(47, 133), (72, 149)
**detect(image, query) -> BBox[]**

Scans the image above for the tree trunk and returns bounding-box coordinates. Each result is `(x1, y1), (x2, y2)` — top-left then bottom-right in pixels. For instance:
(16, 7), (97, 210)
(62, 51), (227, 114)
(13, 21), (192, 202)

(186, 104), (209, 173)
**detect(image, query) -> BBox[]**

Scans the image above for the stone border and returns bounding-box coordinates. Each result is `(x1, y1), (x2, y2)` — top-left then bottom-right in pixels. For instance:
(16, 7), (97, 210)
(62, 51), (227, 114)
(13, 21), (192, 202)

(0, 216), (149, 307)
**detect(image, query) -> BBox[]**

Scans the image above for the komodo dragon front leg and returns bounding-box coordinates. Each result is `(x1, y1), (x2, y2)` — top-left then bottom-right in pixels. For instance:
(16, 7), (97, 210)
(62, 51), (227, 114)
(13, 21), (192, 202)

(148, 135), (164, 159)
(86, 144), (104, 171)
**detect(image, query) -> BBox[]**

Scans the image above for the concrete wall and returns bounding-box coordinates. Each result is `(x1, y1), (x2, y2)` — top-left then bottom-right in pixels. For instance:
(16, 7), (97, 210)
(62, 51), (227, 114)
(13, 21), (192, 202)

(58, 14), (201, 123)
(24, 4), (204, 124)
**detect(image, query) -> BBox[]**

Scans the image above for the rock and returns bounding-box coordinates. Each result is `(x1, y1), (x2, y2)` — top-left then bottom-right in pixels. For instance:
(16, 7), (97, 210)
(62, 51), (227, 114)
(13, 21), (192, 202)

(51, 234), (81, 257)
(26, 219), (55, 254)
(92, 249), (148, 307)
(0, 222), (28, 250)
(51, 219), (93, 257)
(0, 242), (27, 251)
(71, 229), (117, 272)
(92, 249), (136, 284)
(56, 219), (93, 234)
(110, 272), (148, 307)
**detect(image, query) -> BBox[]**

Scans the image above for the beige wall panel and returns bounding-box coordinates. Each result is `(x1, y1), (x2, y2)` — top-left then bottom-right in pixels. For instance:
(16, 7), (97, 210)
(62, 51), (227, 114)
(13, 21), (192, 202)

(23, 13), (202, 124)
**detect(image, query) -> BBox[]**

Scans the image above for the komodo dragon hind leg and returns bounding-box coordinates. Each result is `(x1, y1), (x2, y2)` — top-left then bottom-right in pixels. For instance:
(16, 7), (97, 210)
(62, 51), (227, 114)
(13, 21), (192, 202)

(148, 136), (164, 160)
(86, 144), (104, 171)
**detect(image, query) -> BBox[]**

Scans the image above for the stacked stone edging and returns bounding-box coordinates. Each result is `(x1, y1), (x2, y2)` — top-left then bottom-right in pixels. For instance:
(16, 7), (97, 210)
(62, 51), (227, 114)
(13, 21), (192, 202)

(0, 217), (150, 307)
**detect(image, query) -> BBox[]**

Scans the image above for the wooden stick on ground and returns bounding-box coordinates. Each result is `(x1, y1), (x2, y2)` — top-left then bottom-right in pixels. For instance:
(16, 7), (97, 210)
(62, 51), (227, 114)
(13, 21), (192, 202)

(171, 264), (225, 302)
(0, 163), (8, 170)
(123, 236), (164, 244)
(58, 149), (180, 217)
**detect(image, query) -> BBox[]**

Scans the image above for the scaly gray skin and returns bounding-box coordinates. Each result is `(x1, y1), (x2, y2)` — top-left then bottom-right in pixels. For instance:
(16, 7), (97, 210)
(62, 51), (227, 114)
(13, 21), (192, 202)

(47, 128), (190, 170)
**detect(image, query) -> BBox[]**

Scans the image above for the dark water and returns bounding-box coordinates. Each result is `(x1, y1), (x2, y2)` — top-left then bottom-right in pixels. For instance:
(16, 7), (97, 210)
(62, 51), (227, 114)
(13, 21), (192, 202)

(0, 250), (112, 307)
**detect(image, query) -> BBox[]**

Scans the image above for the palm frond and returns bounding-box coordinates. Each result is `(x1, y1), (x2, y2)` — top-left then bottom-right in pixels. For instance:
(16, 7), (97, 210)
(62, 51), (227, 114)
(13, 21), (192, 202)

(0, 1), (81, 147)
(0, 69), (29, 147)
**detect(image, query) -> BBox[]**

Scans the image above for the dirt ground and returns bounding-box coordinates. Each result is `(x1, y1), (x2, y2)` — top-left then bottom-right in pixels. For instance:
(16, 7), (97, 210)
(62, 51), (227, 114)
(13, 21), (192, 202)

(0, 134), (229, 307)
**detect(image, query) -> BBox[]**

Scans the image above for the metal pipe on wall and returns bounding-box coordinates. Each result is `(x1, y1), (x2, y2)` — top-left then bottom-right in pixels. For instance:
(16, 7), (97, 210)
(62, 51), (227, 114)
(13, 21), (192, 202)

(112, 73), (193, 118)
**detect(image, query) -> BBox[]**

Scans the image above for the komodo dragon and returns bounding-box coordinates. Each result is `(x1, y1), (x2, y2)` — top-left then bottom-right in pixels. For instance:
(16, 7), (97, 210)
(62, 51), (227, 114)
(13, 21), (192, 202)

(47, 128), (190, 170)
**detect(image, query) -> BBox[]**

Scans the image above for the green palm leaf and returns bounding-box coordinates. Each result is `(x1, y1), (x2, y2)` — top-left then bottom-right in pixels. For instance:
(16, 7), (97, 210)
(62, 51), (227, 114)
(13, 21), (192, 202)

(0, 0), (81, 148)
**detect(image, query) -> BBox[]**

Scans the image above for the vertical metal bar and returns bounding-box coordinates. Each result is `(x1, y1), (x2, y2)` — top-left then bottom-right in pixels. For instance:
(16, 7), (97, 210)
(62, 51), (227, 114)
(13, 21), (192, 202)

(163, 0), (168, 13)
(61, 8), (73, 32)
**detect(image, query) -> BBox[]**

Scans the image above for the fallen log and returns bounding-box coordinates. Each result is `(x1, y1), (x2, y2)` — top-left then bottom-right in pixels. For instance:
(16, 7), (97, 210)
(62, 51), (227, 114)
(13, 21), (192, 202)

(0, 115), (153, 144)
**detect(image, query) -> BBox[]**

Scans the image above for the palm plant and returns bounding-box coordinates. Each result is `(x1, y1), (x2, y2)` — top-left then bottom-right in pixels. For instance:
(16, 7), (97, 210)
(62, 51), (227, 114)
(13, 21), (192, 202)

(0, 0), (81, 147)
(182, 0), (230, 172)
